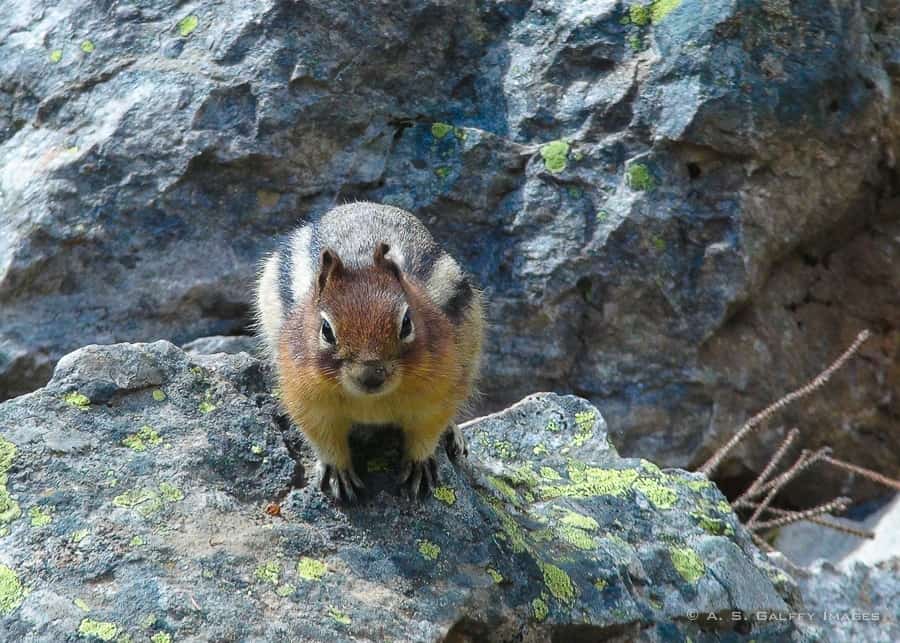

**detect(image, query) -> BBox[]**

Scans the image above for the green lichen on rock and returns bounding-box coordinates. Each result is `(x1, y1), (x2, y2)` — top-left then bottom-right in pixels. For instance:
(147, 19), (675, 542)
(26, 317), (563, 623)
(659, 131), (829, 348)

(433, 486), (456, 505)
(593, 578), (608, 591)
(177, 15), (199, 37)
(626, 163), (656, 191)
(691, 512), (735, 536)
(434, 165), (451, 180)
(532, 596), (549, 621)
(431, 122), (453, 139)
(297, 557), (327, 581)
(486, 567), (503, 583)
(64, 391), (91, 408)
(250, 444), (264, 456)
(492, 440), (515, 460)
(80, 40), (95, 54)
(275, 583), (295, 597)
(49, 49), (63, 63)
(71, 529), (89, 543)
(151, 389), (166, 402)
(632, 477), (677, 509)
(487, 476), (519, 504)
(0, 563), (24, 615)
(28, 505), (52, 527)
(150, 633), (171, 643)
(670, 546), (705, 583)
(129, 535), (144, 547)
(418, 540), (440, 561)
(198, 399), (215, 414)
(651, 0), (682, 22)
(573, 410), (595, 447)
(559, 509), (598, 531)
(328, 606), (351, 625)
(539, 562), (575, 603)
(158, 482), (183, 502)
(74, 598), (90, 612)
(78, 618), (117, 641)
(629, 4), (651, 26)
(122, 426), (162, 451)
(0, 437), (20, 525)
(532, 443), (548, 455)
(254, 560), (280, 585)
(539, 466), (561, 481)
(540, 140), (570, 173)
(556, 524), (596, 550)
(540, 463), (638, 500)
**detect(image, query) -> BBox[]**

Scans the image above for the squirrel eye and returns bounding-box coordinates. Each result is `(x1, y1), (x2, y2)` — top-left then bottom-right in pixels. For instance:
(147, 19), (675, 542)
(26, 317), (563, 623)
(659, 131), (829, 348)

(399, 309), (413, 341)
(321, 318), (336, 345)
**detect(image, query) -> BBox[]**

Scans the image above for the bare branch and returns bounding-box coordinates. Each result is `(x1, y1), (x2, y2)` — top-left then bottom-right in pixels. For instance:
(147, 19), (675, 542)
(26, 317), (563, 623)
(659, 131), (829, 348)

(698, 330), (870, 476)
(735, 427), (800, 506)
(749, 505), (875, 540)
(736, 447), (832, 509)
(822, 455), (900, 492)
(748, 497), (851, 531)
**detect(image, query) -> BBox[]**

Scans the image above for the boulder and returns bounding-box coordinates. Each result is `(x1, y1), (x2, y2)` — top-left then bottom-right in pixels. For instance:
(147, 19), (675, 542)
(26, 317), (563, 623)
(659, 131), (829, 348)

(1, 0), (898, 505)
(0, 341), (804, 641)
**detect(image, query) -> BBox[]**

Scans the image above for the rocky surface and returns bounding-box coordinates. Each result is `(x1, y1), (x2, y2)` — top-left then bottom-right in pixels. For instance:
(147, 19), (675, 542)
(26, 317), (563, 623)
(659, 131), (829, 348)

(0, 341), (810, 642)
(794, 558), (900, 643)
(1, 0), (899, 505)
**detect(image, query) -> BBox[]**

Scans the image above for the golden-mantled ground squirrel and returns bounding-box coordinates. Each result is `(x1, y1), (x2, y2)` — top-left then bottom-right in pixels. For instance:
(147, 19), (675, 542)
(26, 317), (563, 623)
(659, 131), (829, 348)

(255, 202), (484, 502)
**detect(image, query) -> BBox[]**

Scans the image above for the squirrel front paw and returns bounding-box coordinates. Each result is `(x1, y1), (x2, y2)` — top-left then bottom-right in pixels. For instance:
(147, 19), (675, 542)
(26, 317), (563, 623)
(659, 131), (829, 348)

(442, 423), (468, 462)
(318, 461), (364, 504)
(398, 456), (439, 500)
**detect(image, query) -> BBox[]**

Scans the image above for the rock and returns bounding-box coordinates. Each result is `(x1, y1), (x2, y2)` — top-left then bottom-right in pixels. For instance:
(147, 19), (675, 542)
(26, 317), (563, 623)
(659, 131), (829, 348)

(181, 335), (260, 357)
(794, 558), (900, 643)
(1, 1), (898, 505)
(0, 342), (807, 641)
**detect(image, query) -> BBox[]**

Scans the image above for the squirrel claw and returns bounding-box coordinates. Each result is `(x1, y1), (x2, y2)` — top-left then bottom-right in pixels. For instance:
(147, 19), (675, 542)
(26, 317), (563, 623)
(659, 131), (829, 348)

(442, 423), (468, 462)
(399, 456), (439, 500)
(318, 462), (364, 504)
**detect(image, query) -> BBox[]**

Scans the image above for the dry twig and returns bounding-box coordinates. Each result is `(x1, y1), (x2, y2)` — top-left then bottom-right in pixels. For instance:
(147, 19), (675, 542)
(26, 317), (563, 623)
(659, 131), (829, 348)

(699, 330), (870, 476)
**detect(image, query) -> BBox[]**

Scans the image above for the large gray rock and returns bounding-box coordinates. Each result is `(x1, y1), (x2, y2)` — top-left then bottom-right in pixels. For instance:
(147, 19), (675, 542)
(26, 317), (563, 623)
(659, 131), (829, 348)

(0, 341), (806, 641)
(795, 558), (900, 643)
(1, 0), (898, 505)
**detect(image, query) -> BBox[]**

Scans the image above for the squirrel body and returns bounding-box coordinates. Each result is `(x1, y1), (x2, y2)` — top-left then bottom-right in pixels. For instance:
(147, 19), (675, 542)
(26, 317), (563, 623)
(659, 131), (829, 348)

(255, 202), (484, 501)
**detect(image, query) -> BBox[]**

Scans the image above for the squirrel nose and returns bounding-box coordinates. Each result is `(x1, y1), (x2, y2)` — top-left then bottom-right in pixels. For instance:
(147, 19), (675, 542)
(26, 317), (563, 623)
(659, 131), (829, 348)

(359, 361), (387, 390)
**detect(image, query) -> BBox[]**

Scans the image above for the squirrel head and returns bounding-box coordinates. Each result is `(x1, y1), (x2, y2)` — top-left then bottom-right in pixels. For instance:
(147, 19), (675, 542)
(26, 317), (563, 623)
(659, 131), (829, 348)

(310, 242), (428, 397)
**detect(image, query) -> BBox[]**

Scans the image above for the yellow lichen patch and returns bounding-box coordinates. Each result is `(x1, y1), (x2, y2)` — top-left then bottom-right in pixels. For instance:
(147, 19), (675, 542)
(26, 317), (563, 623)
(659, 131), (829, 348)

(532, 596), (549, 621)
(670, 546), (705, 583)
(559, 510), (598, 531)
(487, 476), (519, 504)
(573, 410), (595, 447)
(49, 49), (63, 63)
(28, 505), (52, 527)
(275, 583), (295, 597)
(71, 529), (89, 543)
(80, 40), (95, 54)
(593, 578), (608, 591)
(151, 633), (172, 643)
(122, 426), (163, 451)
(540, 463), (639, 500)
(63, 391), (91, 408)
(418, 540), (440, 561)
(539, 563), (576, 603)
(539, 466), (561, 481)
(151, 389), (166, 402)
(77, 618), (117, 640)
(691, 512), (735, 536)
(651, 0), (683, 23)
(328, 606), (351, 625)
(254, 560), (280, 585)
(158, 482), (183, 502)
(486, 567), (503, 583)
(0, 437), (21, 526)
(177, 15), (199, 37)
(297, 557), (328, 581)
(431, 122), (453, 139)
(433, 486), (456, 506)
(532, 443), (548, 455)
(74, 598), (90, 612)
(0, 563), (24, 615)
(632, 477), (677, 509)
(540, 140), (570, 173)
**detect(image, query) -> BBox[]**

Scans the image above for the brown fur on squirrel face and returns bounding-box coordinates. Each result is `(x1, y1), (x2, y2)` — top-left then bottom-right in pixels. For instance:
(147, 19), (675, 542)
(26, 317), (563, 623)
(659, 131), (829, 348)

(255, 202), (484, 502)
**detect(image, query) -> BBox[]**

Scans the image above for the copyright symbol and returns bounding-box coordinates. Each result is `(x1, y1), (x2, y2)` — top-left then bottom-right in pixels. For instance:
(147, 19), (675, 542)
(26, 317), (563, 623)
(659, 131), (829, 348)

(687, 610), (698, 620)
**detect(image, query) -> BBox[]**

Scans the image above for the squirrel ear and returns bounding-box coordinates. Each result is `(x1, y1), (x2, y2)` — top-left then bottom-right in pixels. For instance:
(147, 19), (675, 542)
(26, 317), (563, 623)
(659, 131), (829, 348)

(317, 248), (344, 292)
(373, 242), (401, 280)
